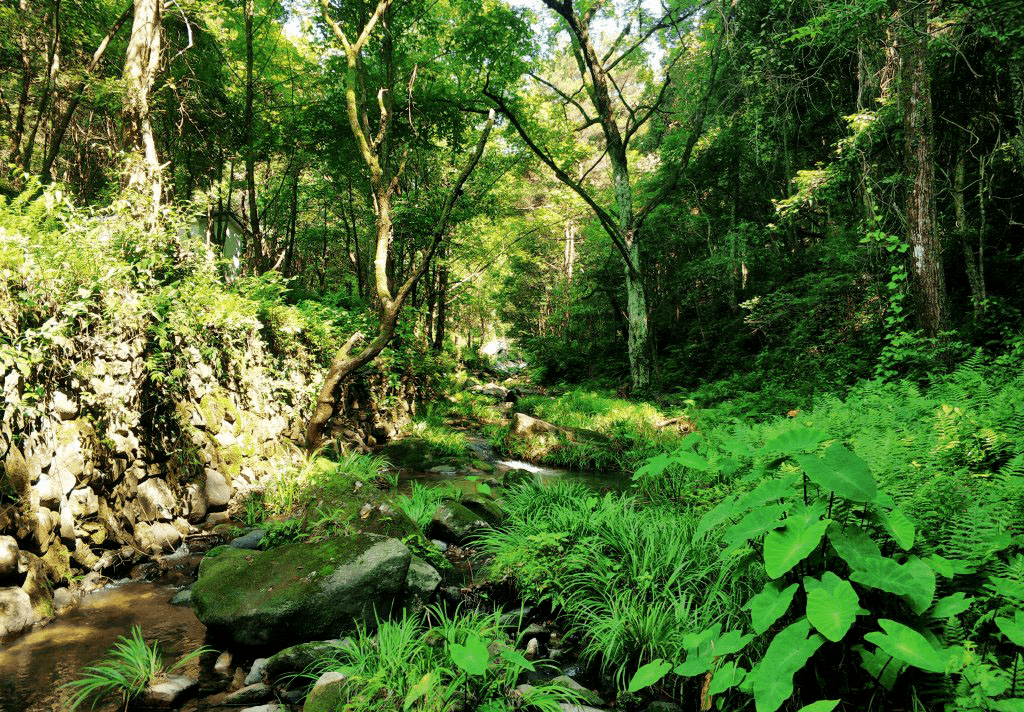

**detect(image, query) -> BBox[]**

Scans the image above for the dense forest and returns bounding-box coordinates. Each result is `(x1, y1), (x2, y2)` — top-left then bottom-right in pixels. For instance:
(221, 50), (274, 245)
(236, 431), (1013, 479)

(1, 0), (1024, 711)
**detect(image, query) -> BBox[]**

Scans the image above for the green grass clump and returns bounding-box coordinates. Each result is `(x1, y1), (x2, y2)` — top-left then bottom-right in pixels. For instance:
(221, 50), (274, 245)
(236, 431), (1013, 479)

(478, 482), (747, 692)
(396, 482), (461, 535)
(304, 605), (583, 712)
(404, 404), (470, 458)
(64, 625), (209, 710)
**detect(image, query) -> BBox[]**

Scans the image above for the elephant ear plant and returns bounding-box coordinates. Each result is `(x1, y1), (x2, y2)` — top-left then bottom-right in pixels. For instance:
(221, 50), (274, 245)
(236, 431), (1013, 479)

(627, 426), (1022, 711)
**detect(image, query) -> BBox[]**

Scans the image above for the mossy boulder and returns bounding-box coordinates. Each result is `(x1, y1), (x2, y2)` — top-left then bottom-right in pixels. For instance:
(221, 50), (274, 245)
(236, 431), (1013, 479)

(502, 468), (536, 488)
(303, 671), (349, 712)
(264, 640), (343, 684)
(460, 494), (505, 526)
(427, 502), (489, 544)
(192, 534), (412, 648)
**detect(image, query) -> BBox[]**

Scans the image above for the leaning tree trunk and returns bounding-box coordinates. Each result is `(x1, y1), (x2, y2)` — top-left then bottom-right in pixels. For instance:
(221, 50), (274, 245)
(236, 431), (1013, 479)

(901, 1), (946, 337)
(122, 0), (163, 212)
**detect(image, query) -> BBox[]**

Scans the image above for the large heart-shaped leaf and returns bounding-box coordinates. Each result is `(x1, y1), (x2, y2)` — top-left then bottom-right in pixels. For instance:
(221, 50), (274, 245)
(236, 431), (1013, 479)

(403, 671), (438, 711)
(675, 625), (753, 677)
(864, 619), (947, 673)
(805, 572), (861, 642)
(627, 658), (672, 693)
(878, 506), (916, 550)
(736, 473), (801, 511)
(763, 427), (829, 456)
(750, 618), (825, 712)
(448, 634), (489, 676)
(725, 504), (787, 547)
(695, 495), (739, 540)
(794, 443), (877, 502)
(708, 661), (747, 696)
(929, 592), (973, 619)
(995, 609), (1024, 647)
(744, 581), (799, 635)
(856, 644), (905, 690)
(763, 514), (830, 579)
(849, 555), (935, 614)
(795, 702), (840, 712)
(828, 523), (881, 570)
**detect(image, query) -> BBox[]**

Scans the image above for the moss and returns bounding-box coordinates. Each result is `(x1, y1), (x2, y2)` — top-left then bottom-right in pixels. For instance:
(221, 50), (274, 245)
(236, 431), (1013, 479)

(218, 444), (243, 479)
(199, 391), (238, 435)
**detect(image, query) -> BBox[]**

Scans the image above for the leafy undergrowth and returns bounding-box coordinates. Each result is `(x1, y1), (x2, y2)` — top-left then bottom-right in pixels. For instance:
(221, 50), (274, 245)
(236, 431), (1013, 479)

(238, 451), (421, 548)
(481, 353), (1024, 711)
(303, 605), (584, 712)
(494, 388), (692, 471)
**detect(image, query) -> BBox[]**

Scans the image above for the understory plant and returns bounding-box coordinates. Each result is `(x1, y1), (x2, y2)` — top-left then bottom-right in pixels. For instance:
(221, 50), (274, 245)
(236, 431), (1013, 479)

(64, 625), (209, 710)
(627, 425), (1024, 711)
(304, 605), (582, 711)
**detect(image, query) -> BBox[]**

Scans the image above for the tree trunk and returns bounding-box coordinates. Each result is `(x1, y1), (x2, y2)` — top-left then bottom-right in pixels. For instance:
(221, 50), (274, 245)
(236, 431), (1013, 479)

(433, 263), (448, 351)
(901, 1), (946, 337)
(244, 0), (263, 267)
(122, 0), (162, 211)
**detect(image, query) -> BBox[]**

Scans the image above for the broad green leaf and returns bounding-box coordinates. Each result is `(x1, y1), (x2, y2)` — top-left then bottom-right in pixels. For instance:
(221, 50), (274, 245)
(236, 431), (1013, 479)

(901, 556), (937, 615)
(743, 581), (799, 635)
(736, 473), (801, 511)
(750, 619), (825, 712)
(828, 523), (881, 570)
(856, 645), (905, 690)
(448, 634), (489, 676)
(992, 700), (1024, 712)
(763, 427), (828, 456)
(864, 619), (947, 673)
(627, 658), (672, 693)
(404, 671), (437, 711)
(929, 592), (973, 619)
(763, 515), (830, 579)
(795, 702), (840, 712)
(675, 625), (752, 677)
(708, 662), (747, 696)
(805, 572), (860, 642)
(927, 553), (955, 578)
(995, 609), (1024, 647)
(988, 576), (1024, 602)
(724, 504), (787, 547)
(477, 482), (492, 496)
(878, 506), (915, 550)
(671, 449), (710, 471)
(849, 555), (935, 614)
(695, 495), (739, 540)
(633, 452), (673, 480)
(794, 443), (877, 502)
(500, 648), (535, 672)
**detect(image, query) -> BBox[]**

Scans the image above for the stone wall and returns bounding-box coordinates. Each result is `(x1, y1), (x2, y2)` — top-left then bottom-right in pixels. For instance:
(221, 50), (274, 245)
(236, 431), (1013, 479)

(0, 323), (419, 639)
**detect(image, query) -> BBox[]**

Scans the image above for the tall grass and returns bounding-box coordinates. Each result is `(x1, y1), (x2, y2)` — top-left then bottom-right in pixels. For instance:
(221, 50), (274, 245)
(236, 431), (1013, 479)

(304, 605), (581, 712)
(478, 482), (750, 691)
(396, 482), (461, 535)
(64, 626), (209, 710)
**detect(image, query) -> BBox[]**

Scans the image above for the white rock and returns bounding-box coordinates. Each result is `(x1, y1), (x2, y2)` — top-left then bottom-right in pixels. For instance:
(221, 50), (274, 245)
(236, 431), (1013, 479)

(52, 391), (78, 419)
(0, 536), (19, 581)
(214, 650), (233, 675)
(137, 478), (176, 521)
(69, 487), (99, 519)
(143, 675), (197, 706)
(135, 522), (182, 555)
(0, 587), (33, 638)
(204, 470), (231, 507)
(59, 499), (76, 543)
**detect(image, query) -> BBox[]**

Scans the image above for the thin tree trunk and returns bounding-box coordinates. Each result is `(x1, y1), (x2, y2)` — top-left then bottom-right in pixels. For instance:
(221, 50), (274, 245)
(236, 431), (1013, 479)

(901, 1), (946, 336)
(122, 0), (163, 211)
(244, 0), (263, 267)
(26, 1), (64, 174)
(433, 263), (448, 351)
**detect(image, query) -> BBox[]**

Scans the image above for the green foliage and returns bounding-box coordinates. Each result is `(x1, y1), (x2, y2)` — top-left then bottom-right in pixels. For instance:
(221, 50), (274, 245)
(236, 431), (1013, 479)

(396, 482), (461, 536)
(63, 626), (210, 710)
(304, 606), (581, 712)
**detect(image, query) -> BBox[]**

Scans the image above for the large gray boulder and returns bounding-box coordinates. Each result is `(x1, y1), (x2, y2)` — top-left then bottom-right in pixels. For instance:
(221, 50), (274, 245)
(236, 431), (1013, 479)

(0, 587), (34, 639)
(192, 534), (412, 648)
(427, 502), (489, 544)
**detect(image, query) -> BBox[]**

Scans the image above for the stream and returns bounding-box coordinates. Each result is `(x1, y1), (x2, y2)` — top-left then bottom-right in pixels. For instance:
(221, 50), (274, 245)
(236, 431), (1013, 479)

(0, 432), (623, 711)
(0, 581), (205, 712)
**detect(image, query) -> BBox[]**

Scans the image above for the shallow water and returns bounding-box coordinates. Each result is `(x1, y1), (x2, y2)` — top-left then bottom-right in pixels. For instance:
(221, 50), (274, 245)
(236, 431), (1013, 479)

(397, 434), (632, 494)
(0, 582), (205, 712)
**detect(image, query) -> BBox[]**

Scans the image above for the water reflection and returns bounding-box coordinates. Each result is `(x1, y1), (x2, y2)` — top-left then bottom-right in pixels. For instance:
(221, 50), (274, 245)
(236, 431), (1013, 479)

(0, 582), (205, 712)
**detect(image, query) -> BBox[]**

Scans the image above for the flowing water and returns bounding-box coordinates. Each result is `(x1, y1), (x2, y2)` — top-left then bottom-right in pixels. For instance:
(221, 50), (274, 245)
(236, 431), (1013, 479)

(397, 434), (632, 494)
(0, 582), (205, 712)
